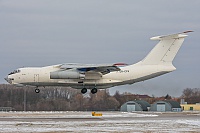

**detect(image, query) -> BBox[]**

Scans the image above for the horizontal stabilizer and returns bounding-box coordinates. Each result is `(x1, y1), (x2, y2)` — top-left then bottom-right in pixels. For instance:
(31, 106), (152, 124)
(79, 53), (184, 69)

(150, 31), (193, 40)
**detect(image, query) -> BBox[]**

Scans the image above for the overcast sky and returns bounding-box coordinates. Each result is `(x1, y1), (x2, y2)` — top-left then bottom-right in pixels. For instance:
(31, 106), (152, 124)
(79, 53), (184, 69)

(0, 0), (199, 97)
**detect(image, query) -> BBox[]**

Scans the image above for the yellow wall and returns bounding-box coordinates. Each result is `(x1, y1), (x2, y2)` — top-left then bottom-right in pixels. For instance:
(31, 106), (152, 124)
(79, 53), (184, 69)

(181, 104), (200, 111)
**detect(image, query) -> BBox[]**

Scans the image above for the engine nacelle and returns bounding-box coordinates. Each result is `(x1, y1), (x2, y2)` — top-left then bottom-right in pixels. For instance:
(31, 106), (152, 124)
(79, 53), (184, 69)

(50, 70), (85, 79)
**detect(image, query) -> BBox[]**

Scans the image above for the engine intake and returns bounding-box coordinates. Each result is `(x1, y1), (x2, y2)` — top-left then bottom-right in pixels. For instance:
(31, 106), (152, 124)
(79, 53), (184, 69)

(50, 70), (85, 79)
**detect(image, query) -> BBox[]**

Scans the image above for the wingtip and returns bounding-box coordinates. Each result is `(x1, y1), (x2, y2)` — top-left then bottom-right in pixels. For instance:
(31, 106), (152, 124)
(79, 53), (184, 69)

(113, 63), (128, 66)
(182, 30), (194, 34)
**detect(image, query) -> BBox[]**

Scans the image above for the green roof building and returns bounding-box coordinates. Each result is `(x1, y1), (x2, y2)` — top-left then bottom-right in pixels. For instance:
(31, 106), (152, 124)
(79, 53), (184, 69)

(150, 100), (182, 112)
(120, 100), (150, 112)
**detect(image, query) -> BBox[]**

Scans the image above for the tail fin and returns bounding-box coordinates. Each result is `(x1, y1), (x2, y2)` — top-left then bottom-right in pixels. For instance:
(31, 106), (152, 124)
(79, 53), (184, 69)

(141, 31), (193, 65)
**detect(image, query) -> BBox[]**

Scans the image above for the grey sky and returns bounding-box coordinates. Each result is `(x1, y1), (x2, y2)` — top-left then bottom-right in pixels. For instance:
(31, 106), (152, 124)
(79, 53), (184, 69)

(0, 0), (199, 97)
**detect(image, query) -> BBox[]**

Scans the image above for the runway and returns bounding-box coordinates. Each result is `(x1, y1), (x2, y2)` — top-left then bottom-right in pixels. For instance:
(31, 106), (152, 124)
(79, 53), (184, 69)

(0, 111), (200, 132)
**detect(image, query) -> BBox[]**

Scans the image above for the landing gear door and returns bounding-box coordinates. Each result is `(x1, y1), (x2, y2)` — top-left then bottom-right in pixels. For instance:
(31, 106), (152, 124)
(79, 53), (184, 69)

(34, 74), (39, 82)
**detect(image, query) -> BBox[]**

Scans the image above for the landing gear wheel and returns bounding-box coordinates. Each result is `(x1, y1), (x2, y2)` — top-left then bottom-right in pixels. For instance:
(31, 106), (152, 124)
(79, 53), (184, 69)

(81, 88), (87, 94)
(35, 88), (40, 93)
(91, 88), (97, 94)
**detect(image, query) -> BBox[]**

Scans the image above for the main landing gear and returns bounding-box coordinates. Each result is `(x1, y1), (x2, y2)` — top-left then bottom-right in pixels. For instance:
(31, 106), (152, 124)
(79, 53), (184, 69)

(81, 88), (98, 94)
(91, 88), (97, 94)
(81, 88), (87, 94)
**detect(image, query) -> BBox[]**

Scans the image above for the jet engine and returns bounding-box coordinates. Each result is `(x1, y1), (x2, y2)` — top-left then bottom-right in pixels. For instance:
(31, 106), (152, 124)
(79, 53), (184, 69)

(50, 70), (85, 79)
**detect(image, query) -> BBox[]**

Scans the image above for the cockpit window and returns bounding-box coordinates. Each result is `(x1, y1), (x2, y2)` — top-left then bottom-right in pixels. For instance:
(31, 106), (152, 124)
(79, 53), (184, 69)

(8, 69), (21, 75)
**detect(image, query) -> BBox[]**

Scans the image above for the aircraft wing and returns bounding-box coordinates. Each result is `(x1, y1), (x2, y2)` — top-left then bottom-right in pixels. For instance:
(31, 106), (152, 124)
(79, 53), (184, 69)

(60, 63), (127, 75)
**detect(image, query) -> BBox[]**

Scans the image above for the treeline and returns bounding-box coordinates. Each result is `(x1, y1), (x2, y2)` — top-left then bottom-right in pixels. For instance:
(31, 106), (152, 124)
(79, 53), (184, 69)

(0, 84), (199, 111)
(181, 88), (200, 104)
(0, 84), (121, 111)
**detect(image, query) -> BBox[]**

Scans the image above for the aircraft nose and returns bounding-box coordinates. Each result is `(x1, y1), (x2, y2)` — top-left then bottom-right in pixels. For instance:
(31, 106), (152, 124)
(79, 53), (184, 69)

(4, 76), (12, 84)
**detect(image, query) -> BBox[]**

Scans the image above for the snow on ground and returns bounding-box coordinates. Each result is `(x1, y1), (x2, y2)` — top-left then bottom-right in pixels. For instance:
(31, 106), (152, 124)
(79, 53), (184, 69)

(0, 111), (158, 118)
(0, 111), (200, 133)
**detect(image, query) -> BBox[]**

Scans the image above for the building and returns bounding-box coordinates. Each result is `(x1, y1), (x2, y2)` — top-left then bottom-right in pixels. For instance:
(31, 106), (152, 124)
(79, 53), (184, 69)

(120, 100), (150, 112)
(150, 100), (182, 112)
(181, 103), (200, 111)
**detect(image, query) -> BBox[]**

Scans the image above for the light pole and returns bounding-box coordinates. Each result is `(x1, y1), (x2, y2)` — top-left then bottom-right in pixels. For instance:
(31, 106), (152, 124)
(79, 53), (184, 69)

(24, 88), (26, 111)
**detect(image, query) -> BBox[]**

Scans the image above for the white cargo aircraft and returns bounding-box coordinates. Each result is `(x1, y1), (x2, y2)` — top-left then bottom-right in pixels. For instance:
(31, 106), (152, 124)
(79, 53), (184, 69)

(5, 31), (192, 94)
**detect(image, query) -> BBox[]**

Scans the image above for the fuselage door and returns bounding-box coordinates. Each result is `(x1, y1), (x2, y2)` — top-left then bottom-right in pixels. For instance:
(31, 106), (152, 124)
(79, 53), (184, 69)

(34, 74), (39, 82)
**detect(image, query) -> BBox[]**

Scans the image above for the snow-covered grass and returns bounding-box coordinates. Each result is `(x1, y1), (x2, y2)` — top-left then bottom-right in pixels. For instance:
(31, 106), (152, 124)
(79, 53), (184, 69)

(0, 111), (200, 133)
(0, 111), (158, 118)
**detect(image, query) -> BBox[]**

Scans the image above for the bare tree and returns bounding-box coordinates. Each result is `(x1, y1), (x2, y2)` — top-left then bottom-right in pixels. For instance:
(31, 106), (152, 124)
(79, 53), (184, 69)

(182, 88), (200, 104)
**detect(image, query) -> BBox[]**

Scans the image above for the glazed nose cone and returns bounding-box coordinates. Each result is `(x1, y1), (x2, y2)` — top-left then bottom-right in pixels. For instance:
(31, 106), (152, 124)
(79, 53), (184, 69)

(4, 76), (12, 84)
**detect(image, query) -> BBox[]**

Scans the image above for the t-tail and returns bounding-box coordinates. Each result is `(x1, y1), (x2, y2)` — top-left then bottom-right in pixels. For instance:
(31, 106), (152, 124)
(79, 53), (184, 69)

(140, 31), (193, 66)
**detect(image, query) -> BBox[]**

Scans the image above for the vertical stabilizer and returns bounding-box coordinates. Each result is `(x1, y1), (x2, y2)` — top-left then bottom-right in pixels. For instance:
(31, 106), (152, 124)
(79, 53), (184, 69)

(141, 31), (192, 65)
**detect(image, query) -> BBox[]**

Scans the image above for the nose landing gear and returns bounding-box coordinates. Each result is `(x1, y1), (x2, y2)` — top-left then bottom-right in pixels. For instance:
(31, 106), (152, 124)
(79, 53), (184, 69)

(35, 88), (40, 93)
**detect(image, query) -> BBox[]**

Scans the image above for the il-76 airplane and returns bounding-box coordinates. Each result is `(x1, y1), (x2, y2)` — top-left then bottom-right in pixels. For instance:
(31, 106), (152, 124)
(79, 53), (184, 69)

(5, 31), (192, 94)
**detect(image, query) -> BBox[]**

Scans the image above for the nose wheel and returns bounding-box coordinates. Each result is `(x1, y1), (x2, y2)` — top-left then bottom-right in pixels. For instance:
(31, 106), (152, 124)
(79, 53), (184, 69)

(35, 88), (40, 93)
